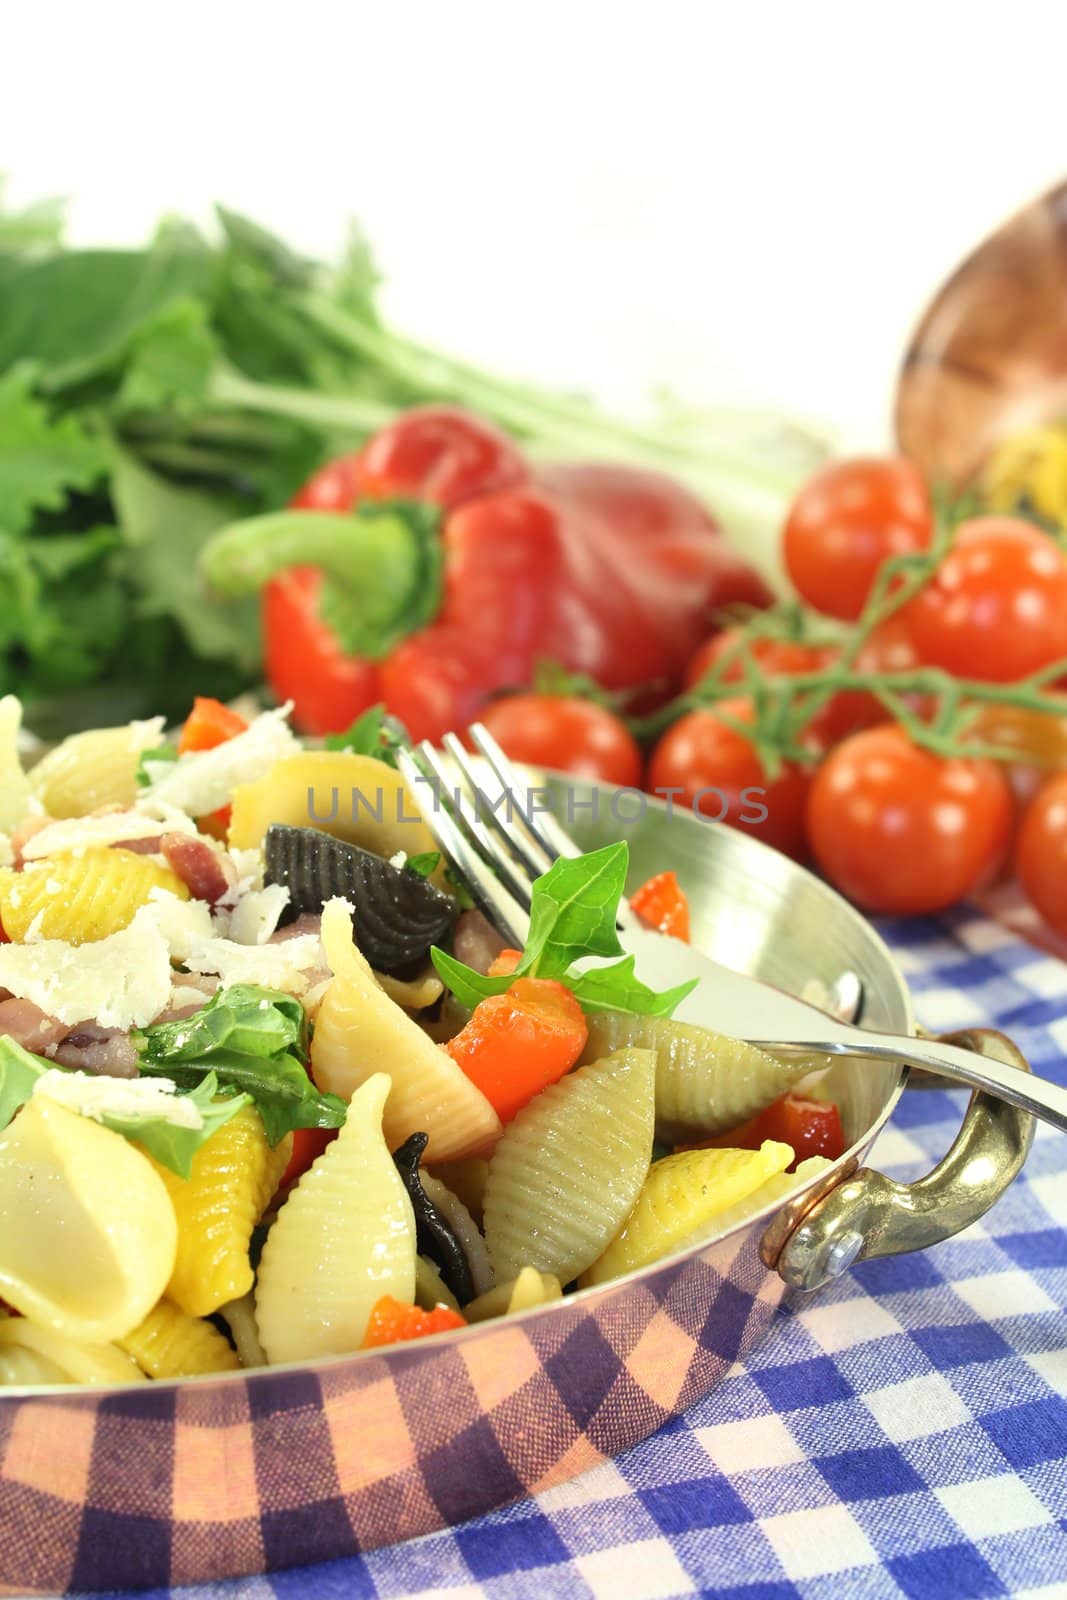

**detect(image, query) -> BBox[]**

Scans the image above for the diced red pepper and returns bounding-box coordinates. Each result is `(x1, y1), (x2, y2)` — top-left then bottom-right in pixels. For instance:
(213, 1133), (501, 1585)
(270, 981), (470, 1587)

(177, 696), (249, 754)
(680, 1093), (846, 1169)
(446, 977), (588, 1124)
(631, 870), (690, 941)
(487, 948), (523, 977)
(361, 1295), (467, 1349)
(278, 1126), (339, 1191)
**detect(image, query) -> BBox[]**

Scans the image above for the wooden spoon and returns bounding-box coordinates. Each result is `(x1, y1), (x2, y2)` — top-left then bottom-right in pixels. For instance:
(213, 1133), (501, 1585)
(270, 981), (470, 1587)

(895, 179), (1067, 486)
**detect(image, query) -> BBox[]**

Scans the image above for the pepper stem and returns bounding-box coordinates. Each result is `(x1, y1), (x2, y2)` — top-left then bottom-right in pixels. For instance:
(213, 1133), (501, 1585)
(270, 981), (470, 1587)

(199, 498), (443, 660)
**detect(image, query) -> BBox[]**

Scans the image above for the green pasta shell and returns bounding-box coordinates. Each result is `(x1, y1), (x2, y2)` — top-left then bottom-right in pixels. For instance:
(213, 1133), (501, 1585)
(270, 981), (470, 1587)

(583, 1012), (825, 1144)
(483, 1048), (656, 1286)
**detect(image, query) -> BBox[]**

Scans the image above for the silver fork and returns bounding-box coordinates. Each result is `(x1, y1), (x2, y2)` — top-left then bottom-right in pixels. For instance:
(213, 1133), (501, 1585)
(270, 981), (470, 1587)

(398, 725), (1067, 1134)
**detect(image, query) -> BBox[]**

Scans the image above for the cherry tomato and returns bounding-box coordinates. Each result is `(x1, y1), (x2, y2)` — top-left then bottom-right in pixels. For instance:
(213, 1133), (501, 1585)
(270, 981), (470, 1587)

(647, 697), (812, 858)
(807, 724), (1013, 914)
(904, 516), (1067, 682)
(784, 457), (933, 621)
(478, 694), (643, 787)
(1015, 773), (1067, 936)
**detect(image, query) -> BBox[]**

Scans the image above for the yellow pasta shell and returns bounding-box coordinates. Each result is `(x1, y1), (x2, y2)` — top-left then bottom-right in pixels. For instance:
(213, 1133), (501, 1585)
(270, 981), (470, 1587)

(0, 1097), (177, 1343)
(313, 899), (501, 1162)
(0, 1318), (145, 1385)
(0, 695), (33, 833)
(255, 1072), (417, 1363)
(29, 722), (164, 818)
(148, 1106), (291, 1318)
(580, 1139), (794, 1287)
(0, 847), (189, 944)
(483, 1048), (657, 1285)
(228, 751), (446, 886)
(465, 1268), (563, 1324)
(583, 1012), (820, 1142)
(118, 1298), (241, 1378)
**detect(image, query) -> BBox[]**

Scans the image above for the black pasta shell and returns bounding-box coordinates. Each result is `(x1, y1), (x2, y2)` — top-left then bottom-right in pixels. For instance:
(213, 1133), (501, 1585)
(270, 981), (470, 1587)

(392, 1132), (475, 1304)
(264, 825), (457, 973)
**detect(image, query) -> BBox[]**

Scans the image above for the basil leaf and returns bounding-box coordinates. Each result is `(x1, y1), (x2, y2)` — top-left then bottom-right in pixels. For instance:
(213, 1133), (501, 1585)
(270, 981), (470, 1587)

(567, 956), (698, 1017)
(519, 842), (627, 979)
(0, 1036), (49, 1130)
(139, 1050), (345, 1147)
(100, 1072), (250, 1180)
(137, 983), (308, 1065)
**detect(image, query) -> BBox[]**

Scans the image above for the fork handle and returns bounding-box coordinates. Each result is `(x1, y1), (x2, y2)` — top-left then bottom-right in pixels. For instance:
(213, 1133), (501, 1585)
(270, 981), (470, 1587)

(760, 1031), (1067, 1133)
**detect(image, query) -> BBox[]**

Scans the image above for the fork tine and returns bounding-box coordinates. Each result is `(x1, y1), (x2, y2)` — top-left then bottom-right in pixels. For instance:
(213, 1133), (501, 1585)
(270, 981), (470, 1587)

(419, 739), (537, 912)
(396, 747), (530, 948)
(468, 723), (643, 936)
(439, 733), (548, 889)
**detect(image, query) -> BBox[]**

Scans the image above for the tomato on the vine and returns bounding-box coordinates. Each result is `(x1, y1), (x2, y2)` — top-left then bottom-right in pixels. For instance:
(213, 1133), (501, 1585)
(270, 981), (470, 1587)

(783, 457), (933, 622)
(477, 694), (643, 787)
(1015, 773), (1067, 936)
(806, 724), (1013, 914)
(904, 517), (1067, 683)
(647, 697), (812, 858)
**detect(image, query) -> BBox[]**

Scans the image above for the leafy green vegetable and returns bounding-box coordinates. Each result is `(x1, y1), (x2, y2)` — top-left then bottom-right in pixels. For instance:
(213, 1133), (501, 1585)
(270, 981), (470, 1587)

(0, 1036), (48, 1129)
(406, 850), (442, 878)
(91, 1072), (250, 1181)
(323, 701), (410, 767)
(431, 843), (696, 1018)
(136, 743), (178, 787)
(0, 188), (814, 733)
(136, 984), (345, 1146)
(0, 1038), (251, 1180)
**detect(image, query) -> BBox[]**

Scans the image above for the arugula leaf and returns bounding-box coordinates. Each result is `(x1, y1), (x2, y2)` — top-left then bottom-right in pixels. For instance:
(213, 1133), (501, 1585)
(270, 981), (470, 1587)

(567, 956), (697, 1017)
(324, 702), (408, 768)
(139, 1050), (344, 1148)
(521, 843), (627, 978)
(0, 1036), (48, 1129)
(406, 851), (442, 879)
(431, 843), (696, 1019)
(0, 1041), (252, 1180)
(114, 298), (218, 416)
(136, 984), (344, 1146)
(0, 364), (110, 534)
(96, 1072), (250, 1180)
(136, 743), (178, 787)
(138, 983), (308, 1065)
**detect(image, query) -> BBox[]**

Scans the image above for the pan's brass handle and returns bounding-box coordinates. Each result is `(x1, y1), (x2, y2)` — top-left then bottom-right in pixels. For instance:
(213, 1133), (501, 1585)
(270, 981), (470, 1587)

(764, 1029), (1036, 1292)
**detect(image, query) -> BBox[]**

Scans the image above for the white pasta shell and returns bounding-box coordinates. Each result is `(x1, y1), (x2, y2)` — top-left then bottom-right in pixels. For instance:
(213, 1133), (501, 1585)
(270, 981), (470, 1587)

(0, 1318), (145, 1386)
(254, 1072), (417, 1363)
(583, 1012), (821, 1142)
(313, 899), (501, 1162)
(0, 1097), (178, 1344)
(29, 720), (166, 819)
(483, 1048), (656, 1285)
(420, 1172), (494, 1296)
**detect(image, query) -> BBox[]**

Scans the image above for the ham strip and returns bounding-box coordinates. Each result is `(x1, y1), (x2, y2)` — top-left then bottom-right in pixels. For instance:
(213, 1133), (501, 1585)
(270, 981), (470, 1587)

(160, 833), (234, 904)
(52, 1025), (139, 1079)
(0, 997), (69, 1054)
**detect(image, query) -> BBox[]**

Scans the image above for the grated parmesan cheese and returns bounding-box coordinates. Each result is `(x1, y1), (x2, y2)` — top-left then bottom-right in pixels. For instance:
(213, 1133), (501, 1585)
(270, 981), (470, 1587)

(33, 1069), (203, 1130)
(140, 704), (299, 817)
(0, 905), (174, 1029)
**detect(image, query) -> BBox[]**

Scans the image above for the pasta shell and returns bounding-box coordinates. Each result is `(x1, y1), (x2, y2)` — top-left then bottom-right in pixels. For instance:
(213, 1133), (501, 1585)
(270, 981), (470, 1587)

(0, 1344), (69, 1387)
(464, 1268), (563, 1324)
(118, 1298), (241, 1378)
(313, 900), (501, 1162)
(0, 1097), (177, 1343)
(420, 1171), (494, 1297)
(148, 1106), (291, 1318)
(671, 1155), (834, 1255)
(483, 1048), (656, 1285)
(217, 1293), (266, 1370)
(0, 847), (189, 944)
(414, 1255), (461, 1313)
(0, 696), (33, 833)
(229, 752), (446, 886)
(0, 1318), (145, 1385)
(583, 1012), (820, 1142)
(255, 1073), (417, 1363)
(580, 1139), (794, 1287)
(29, 720), (165, 819)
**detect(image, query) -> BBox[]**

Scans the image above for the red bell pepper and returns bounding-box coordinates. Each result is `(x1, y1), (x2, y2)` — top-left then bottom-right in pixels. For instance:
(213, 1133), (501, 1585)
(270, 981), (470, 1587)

(202, 406), (773, 742)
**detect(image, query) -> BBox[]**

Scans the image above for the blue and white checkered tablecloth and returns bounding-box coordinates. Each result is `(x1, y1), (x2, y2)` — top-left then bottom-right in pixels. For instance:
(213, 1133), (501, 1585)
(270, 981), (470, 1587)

(90, 909), (1067, 1600)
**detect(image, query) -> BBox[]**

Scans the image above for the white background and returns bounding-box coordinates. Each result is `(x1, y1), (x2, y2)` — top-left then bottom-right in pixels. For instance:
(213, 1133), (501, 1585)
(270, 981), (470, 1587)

(4, 1), (1065, 445)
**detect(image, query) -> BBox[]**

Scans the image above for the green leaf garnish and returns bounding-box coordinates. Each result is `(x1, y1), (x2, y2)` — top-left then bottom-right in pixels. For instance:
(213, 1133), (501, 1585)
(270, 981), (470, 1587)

(0, 1036), (49, 1129)
(405, 850), (442, 879)
(136, 742), (178, 786)
(431, 842), (696, 1019)
(324, 702), (410, 769)
(136, 984), (345, 1146)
